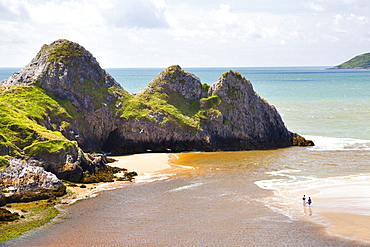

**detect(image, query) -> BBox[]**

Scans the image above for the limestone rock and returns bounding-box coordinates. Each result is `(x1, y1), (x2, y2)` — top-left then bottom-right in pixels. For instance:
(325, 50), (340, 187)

(0, 208), (20, 221)
(0, 158), (66, 203)
(203, 70), (293, 149)
(104, 68), (298, 153)
(25, 141), (109, 182)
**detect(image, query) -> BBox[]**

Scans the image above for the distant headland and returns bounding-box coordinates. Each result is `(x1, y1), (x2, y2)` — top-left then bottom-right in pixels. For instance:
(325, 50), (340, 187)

(330, 52), (370, 69)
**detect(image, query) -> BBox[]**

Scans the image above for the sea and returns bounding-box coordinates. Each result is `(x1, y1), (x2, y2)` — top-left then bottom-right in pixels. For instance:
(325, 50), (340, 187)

(1, 67), (370, 246)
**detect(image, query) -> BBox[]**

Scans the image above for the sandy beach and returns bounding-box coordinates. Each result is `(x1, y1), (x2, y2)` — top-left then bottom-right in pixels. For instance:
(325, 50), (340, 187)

(108, 153), (172, 175)
(64, 153), (172, 203)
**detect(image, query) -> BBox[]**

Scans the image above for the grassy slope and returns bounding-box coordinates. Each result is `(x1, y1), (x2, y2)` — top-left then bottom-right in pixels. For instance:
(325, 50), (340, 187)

(117, 66), (225, 133)
(118, 86), (222, 133)
(335, 53), (370, 68)
(0, 85), (74, 158)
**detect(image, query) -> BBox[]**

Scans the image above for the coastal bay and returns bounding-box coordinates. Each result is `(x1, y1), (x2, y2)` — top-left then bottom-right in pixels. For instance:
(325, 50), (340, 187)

(1, 66), (370, 246)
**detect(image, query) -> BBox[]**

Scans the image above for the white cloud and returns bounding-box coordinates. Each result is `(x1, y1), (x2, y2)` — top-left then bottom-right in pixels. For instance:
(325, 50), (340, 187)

(101, 0), (169, 29)
(0, 0), (30, 21)
(0, 0), (369, 67)
(304, 2), (325, 12)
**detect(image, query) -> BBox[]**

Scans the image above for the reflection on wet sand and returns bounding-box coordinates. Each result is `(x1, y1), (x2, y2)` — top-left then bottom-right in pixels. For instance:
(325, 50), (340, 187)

(303, 204), (313, 216)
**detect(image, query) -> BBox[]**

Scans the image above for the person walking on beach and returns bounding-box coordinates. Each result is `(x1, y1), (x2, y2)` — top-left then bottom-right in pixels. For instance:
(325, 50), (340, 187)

(302, 195), (306, 205)
(307, 197), (312, 206)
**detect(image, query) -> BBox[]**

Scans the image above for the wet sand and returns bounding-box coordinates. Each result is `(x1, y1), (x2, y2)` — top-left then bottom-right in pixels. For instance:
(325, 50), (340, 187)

(319, 212), (370, 243)
(298, 184), (370, 244)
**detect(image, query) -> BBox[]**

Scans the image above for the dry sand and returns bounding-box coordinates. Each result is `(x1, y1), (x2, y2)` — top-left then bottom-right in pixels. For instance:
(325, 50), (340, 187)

(64, 153), (171, 203)
(108, 153), (172, 174)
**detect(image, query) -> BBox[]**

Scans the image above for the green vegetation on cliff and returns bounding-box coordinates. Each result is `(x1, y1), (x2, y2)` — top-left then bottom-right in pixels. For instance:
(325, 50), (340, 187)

(332, 53), (370, 69)
(0, 156), (9, 169)
(46, 40), (83, 64)
(119, 89), (222, 131)
(24, 140), (77, 158)
(0, 85), (74, 157)
(222, 70), (243, 80)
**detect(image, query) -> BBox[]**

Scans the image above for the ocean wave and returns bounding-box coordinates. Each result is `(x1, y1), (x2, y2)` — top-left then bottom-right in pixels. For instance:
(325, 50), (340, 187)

(305, 135), (370, 151)
(134, 173), (172, 183)
(256, 169), (370, 194)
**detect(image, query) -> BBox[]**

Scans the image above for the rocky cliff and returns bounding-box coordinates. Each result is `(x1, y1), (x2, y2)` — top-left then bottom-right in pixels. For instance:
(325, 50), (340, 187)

(104, 66), (296, 153)
(0, 39), (312, 202)
(1, 39), (128, 152)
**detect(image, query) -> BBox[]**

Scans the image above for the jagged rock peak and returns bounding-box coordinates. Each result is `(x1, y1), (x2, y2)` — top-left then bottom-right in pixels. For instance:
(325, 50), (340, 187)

(139, 65), (205, 100)
(207, 69), (293, 144)
(0, 39), (123, 91)
(209, 70), (255, 104)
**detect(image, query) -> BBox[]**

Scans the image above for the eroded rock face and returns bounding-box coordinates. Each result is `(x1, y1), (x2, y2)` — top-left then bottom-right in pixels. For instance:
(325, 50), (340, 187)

(0, 158), (66, 203)
(203, 71), (293, 149)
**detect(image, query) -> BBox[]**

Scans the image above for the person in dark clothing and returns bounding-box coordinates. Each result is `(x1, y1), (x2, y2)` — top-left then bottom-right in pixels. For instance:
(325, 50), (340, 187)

(307, 197), (312, 206)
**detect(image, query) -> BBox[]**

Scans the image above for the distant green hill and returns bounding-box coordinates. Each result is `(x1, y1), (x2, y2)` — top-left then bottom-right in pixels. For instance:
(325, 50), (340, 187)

(332, 53), (370, 69)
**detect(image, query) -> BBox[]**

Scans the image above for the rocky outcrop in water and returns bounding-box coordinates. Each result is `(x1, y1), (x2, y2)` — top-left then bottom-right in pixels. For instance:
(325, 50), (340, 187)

(203, 70), (293, 149)
(104, 66), (296, 153)
(1, 39), (312, 155)
(0, 39), (313, 202)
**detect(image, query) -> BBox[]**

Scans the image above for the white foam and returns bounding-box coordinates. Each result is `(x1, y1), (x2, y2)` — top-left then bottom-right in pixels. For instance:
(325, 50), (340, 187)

(255, 167), (370, 222)
(305, 135), (370, 151)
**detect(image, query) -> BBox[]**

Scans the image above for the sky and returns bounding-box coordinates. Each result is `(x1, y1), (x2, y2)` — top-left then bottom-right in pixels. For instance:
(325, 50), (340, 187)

(0, 0), (369, 68)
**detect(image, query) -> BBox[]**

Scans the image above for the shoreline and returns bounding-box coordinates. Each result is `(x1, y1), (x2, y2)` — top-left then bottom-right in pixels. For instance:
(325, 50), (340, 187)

(318, 212), (370, 243)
